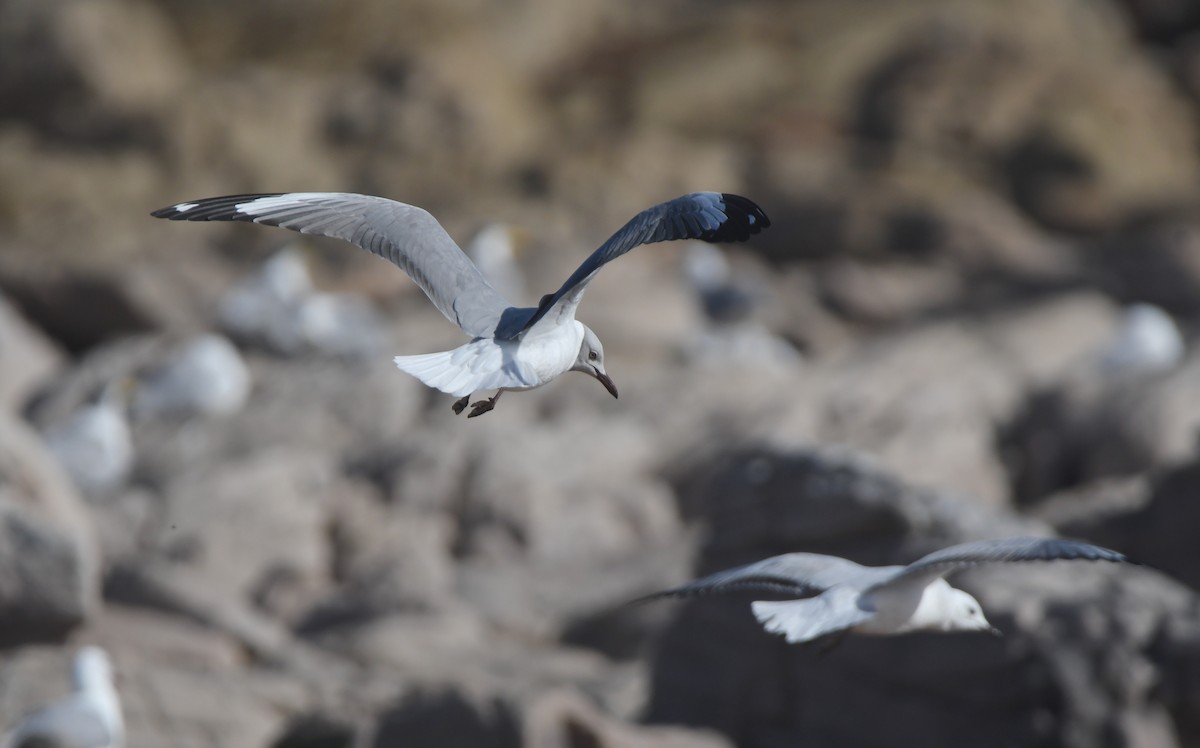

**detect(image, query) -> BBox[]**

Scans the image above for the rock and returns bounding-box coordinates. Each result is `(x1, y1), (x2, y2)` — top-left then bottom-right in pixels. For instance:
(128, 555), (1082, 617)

(0, 292), (63, 414)
(1043, 457), (1200, 592)
(0, 0), (184, 147)
(270, 715), (356, 748)
(803, 322), (1024, 506)
(644, 444), (1200, 748)
(0, 414), (99, 646)
(126, 449), (335, 630)
(298, 495), (455, 632)
(0, 272), (160, 355)
(1000, 348), (1200, 505)
(1114, 0), (1200, 42)
(524, 690), (732, 748)
(369, 690), (521, 748)
(1089, 215), (1200, 314)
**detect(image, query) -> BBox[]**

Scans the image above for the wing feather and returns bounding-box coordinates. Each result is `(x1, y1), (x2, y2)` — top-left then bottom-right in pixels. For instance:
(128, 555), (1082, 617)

(871, 537), (1128, 592)
(518, 192), (769, 334)
(631, 552), (866, 605)
(153, 192), (512, 338)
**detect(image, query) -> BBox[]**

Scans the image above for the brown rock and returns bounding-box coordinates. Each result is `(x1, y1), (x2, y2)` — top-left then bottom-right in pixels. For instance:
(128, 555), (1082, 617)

(0, 414), (99, 646)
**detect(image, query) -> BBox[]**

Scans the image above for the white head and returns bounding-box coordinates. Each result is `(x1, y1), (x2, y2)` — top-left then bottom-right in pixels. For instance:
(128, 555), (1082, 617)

(570, 324), (617, 399)
(941, 588), (1000, 635)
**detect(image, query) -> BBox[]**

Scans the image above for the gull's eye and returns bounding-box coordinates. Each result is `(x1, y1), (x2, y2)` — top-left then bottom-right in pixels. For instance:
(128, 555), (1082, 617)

(588, 350), (599, 361)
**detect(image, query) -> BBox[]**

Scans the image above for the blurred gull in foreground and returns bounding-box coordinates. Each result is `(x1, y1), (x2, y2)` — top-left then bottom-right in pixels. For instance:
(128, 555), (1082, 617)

(42, 383), (133, 495)
(155, 191), (769, 416)
(218, 247), (386, 358)
(638, 537), (1127, 645)
(1, 646), (124, 748)
(131, 334), (250, 419)
(1094, 303), (1184, 377)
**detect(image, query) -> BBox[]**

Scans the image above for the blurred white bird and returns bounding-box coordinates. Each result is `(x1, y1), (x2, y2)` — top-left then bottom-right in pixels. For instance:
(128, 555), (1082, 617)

(1095, 303), (1184, 377)
(680, 242), (799, 367)
(467, 223), (533, 305)
(681, 242), (756, 325)
(1, 646), (124, 748)
(217, 247), (385, 358)
(131, 334), (251, 419)
(42, 383), (133, 495)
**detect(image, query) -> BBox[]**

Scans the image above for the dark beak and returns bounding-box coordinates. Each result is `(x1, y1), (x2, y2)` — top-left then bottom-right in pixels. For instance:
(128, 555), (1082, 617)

(594, 368), (618, 399)
(986, 625), (1003, 637)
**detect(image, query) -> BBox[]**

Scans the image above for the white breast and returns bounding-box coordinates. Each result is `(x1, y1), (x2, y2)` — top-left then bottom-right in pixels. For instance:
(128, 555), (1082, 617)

(517, 320), (585, 383)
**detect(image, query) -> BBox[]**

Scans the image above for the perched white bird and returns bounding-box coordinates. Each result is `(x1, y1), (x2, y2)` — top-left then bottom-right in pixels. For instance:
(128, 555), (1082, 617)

(681, 242), (756, 325)
(154, 192), (769, 417)
(217, 248), (385, 358)
(1, 646), (124, 748)
(1095, 303), (1184, 377)
(467, 222), (532, 305)
(42, 385), (133, 495)
(638, 538), (1127, 645)
(131, 334), (250, 419)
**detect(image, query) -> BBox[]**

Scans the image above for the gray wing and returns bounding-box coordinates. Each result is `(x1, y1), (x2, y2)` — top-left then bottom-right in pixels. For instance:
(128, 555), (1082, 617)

(871, 537), (1128, 592)
(6, 698), (114, 748)
(517, 193), (769, 334)
(631, 552), (868, 604)
(151, 192), (513, 338)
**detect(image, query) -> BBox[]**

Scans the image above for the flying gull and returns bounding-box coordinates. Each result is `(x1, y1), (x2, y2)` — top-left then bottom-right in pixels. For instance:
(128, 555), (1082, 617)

(637, 537), (1128, 645)
(152, 192), (769, 416)
(1, 646), (124, 748)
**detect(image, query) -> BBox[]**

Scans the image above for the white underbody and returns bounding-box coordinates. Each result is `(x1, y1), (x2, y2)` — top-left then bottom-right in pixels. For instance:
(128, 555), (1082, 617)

(855, 578), (951, 635)
(393, 319), (586, 397)
(750, 578), (960, 643)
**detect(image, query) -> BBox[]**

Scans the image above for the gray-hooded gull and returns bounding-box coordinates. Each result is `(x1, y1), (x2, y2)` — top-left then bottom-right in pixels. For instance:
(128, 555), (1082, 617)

(637, 537), (1128, 645)
(152, 192), (769, 416)
(1, 646), (124, 748)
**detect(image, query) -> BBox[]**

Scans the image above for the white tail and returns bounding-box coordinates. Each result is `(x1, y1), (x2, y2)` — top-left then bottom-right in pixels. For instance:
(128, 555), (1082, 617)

(393, 339), (537, 397)
(751, 590), (870, 644)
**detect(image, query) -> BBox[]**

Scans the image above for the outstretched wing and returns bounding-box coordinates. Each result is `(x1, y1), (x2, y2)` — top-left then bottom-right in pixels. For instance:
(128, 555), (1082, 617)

(518, 193), (769, 335)
(630, 552), (866, 605)
(871, 537), (1129, 593)
(152, 193), (513, 338)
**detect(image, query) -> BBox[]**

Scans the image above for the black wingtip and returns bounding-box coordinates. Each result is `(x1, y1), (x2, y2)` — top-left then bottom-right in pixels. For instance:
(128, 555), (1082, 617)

(150, 193), (286, 221)
(714, 193), (770, 242)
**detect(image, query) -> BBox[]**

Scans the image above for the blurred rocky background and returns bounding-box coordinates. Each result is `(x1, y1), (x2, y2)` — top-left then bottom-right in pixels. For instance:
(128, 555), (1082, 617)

(1, 0), (1199, 745)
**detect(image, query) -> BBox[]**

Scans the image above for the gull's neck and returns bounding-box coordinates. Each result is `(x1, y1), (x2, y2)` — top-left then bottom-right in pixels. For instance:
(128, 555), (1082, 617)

(905, 578), (959, 631)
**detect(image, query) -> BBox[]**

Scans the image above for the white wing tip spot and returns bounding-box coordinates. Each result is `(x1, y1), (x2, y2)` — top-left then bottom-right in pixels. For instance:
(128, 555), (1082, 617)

(174, 202), (198, 213)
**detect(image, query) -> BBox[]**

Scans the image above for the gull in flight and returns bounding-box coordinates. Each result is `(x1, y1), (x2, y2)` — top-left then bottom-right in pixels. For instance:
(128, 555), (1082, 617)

(637, 537), (1128, 645)
(1, 646), (124, 748)
(153, 192), (769, 416)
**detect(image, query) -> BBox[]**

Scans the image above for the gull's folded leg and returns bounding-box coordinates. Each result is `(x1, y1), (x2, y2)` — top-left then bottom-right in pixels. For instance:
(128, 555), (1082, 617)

(452, 395), (471, 415)
(467, 391), (503, 418)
